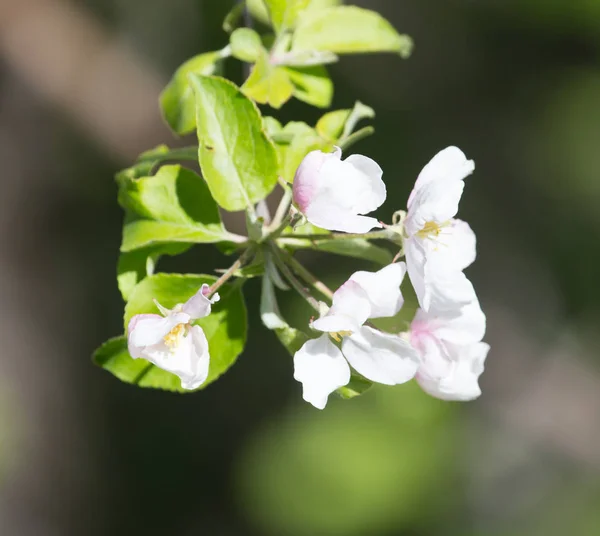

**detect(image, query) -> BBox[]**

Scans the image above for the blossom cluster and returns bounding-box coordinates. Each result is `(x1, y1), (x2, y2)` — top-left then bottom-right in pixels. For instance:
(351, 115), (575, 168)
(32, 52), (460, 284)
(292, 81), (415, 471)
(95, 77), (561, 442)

(292, 146), (488, 408)
(125, 146), (488, 409)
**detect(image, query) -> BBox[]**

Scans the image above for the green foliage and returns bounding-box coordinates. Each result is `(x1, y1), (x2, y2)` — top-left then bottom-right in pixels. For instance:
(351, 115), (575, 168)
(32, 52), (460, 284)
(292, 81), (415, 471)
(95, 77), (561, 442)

(284, 65), (333, 107)
(242, 52), (295, 108)
(118, 165), (231, 251)
(191, 75), (279, 211)
(263, 0), (311, 32)
(98, 0), (418, 402)
(230, 28), (264, 62)
(117, 243), (190, 301)
(94, 274), (246, 392)
(293, 6), (414, 57)
(160, 51), (226, 135)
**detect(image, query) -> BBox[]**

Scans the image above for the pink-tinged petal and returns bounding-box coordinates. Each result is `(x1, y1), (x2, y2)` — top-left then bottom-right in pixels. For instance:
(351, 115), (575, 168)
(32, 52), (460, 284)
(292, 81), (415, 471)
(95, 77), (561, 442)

(342, 326), (420, 385)
(293, 334), (351, 409)
(407, 146), (474, 210)
(128, 312), (190, 349)
(349, 262), (406, 319)
(311, 280), (372, 333)
(305, 197), (382, 233)
(292, 149), (337, 212)
(431, 300), (486, 345)
(293, 148), (385, 233)
(182, 284), (218, 319)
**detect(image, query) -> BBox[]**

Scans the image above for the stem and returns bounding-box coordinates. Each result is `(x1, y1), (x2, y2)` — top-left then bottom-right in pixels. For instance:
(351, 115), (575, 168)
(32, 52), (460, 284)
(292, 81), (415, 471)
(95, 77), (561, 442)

(338, 126), (375, 152)
(208, 247), (255, 297)
(270, 184), (293, 231)
(280, 229), (393, 241)
(276, 246), (334, 302)
(269, 244), (321, 312)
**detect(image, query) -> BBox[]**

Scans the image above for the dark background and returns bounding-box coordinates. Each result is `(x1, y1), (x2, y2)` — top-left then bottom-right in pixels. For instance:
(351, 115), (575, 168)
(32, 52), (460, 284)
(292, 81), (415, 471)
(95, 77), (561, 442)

(1, 1), (600, 534)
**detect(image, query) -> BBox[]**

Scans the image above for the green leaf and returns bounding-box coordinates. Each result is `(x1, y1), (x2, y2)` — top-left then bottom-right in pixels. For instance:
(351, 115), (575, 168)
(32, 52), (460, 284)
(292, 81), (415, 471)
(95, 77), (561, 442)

(230, 28), (264, 62)
(292, 6), (414, 57)
(316, 102), (375, 142)
(337, 374), (373, 399)
(160, 51), (225, 135)
(316, 109), (351, 140)
(284, 65), (333, 108)
(96, 273), (247, 392)
(117, 243), (191, 301)
(283, 237), (393, 265)
(263, 0), (311, 32)
(118, 165), (230, 251)
(242, 53), (295, 109)
(263, 116), (283, 137)
(223, 1), (245, 33)
(247, 0), (342, 27)
(190, 75), (279, 211)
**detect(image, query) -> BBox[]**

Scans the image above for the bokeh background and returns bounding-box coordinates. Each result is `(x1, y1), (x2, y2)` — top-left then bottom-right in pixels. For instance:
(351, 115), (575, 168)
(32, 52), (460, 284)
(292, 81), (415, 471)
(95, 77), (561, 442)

(2, 0), (600, 534)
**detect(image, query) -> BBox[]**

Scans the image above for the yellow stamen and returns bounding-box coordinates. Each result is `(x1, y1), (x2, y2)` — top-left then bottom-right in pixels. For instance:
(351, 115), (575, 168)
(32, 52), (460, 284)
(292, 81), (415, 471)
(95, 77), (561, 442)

(416, 220), (443, 239)
(330, 330), (353, 342)
(163, 323), (186, 348)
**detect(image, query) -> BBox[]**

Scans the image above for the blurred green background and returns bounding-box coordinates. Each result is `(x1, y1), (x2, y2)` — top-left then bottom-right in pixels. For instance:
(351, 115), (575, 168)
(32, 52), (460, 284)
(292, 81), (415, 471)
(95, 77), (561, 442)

(1, 0), (600, 534)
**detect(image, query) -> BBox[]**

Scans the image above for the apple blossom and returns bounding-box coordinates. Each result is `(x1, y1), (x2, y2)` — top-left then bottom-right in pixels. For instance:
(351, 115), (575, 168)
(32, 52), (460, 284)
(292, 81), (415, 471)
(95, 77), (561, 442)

(292, 147), (386, 234)
(409, 295), (488, 401)
(403, 146), (477, 311)
(293, 263), (420, 409)
(127, 284), (220, 390)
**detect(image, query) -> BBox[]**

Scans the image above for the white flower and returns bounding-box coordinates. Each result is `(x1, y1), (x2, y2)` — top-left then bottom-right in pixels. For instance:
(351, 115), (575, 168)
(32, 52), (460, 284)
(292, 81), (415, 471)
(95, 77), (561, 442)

(404, 146), (476, 311)
(292, 147), (386, 233)
(293, 263), (420, 409)
(127, 284), (220, 390)
(409, 296), (488, 401)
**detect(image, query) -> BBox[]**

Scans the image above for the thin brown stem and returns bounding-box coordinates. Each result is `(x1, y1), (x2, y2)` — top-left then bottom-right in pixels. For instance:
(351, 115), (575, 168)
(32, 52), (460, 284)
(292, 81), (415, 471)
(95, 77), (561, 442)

(208, 247), (254, 297)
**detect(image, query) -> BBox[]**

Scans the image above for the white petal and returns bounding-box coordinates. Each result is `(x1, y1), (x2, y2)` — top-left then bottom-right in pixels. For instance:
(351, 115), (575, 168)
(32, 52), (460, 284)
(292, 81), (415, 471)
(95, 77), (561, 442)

(260, 274), (287, 330)
(349, 262), (406, 319)
(342, 326), (420, 385)
(311, 280), (371, 333)
(405, 179), (465, 237)
(305, 196), (382, 233)
(139, 325), (210, 390)
(343, 154), (386, 215)
(293, 334), (351, 409)
(407, 146), (474, 209)
(404, 237), (427, 310)
(128, 312), (190, 349)
(417, 340), (488, 401)
(437, 219), (476, 271)
(423, 257), (477, 313)
(181, 284), (217, 319)
(431, 300), (486, 345)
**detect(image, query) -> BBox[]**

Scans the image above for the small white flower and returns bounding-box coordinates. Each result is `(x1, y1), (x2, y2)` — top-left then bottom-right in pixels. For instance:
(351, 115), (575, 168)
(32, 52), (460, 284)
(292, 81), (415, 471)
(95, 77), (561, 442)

(293, 263), (420, 409)
(409, 295), (488, 401)
(292, 147), (386, 233)
(404, 146), (476, 311)
(127, 284), (220, 390)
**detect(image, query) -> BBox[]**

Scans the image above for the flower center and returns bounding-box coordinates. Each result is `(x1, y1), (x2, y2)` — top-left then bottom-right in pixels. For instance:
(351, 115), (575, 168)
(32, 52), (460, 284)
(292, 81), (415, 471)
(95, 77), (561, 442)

(164, 323), (187, 348)
(416, 220), (444, 239)
(330, 330), (353, 342)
